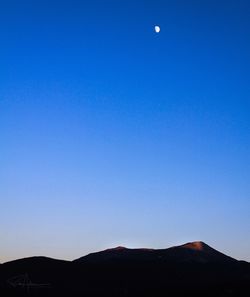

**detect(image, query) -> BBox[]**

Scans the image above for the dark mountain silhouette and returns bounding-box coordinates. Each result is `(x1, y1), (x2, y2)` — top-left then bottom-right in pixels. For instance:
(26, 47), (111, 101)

(74, 241), (236, 264)
(0, 241), (250, 297)
(1, 256), (70, 280)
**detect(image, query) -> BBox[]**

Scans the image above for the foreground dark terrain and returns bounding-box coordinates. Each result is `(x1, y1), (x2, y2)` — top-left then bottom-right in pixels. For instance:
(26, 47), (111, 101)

(1, 241), (250, 296)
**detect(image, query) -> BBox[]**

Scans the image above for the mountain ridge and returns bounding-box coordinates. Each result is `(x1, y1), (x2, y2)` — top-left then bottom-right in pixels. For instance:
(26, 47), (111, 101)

(1, 241), (245, 264)
(1, 241), (250, 297)
(74, 240), (239, 264)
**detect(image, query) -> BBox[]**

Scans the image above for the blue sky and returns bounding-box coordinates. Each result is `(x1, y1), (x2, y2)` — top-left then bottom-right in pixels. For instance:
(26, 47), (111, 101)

(1, 0), (250, 262)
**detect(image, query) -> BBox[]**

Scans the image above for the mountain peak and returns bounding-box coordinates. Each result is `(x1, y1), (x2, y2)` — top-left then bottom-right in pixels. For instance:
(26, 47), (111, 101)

(181, 241), (210, 251)
(105, 246), (128, 251)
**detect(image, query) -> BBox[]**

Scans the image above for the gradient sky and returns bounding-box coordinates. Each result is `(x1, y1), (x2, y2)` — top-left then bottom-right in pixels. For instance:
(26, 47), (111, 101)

(1, 0), (250, 262)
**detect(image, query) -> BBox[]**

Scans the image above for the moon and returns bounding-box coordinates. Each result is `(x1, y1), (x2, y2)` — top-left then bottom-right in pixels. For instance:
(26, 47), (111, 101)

(154, 25), (160, 33)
